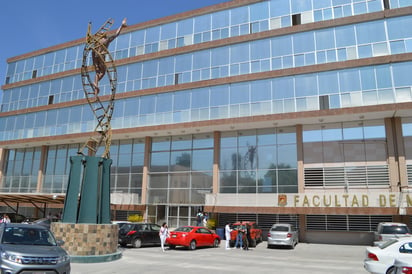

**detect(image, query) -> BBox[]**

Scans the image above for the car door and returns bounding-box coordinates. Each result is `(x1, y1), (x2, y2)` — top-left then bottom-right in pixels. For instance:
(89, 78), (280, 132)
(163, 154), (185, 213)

(150, 224), (161, 245)
(197, 227), (213, 246)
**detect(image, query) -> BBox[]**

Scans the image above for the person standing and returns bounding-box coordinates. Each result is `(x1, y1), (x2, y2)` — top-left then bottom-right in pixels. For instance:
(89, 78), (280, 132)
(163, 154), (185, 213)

(225, 222), (233, 250)
(234, 221), (245, 249)
(159, 222), (169, 252)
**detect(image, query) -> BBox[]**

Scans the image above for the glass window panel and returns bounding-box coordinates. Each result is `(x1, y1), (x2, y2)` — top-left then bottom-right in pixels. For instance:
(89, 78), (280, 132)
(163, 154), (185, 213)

(335, 25), (356, 47)
(343, 122), (364, 140)
(193, 50), (210, 70)
(318, 71), (339, 95)
(364, 122), (385, 139)
(273, 77), (294, 99)
(270, 0), (291, 17)
(251, 80), (271, 102)
(277, 145), (297, 168)
(376, 66), (392, 89)
(170, 151), (191, 171)
(156, 93), (172, 113)
(360, 67), (377, 90)
(356, 21), (386, 44)
(192, 150), (213, 171)
(212, 10), (229, 29)
(316, 29), (335, 50)
(210, 85), (229, 106)
(258, 170), (276, 193)
(150, 152), (170, 172)
(295, 74), (318, 97)
(173, 91), (190, 111)
(251, 39), (270, 60)
(339, 69), (361, 92)
(230, 82), (249, 104)
(177, 18), (193, 36)
(257, 145), (276, 169)
(387, 16), (412, 40)
(392, 62), (412, 86)
(231, 6), (249, 25)
(291, 0), (312, 13)
(220, 147), (238, 170)
(250, 2), (269, 21)
(293, 32), (315, 53)
(231, 43), (249, 63)
(161, 22), (177, 40)
(194, 14), (211, 33)
(140, 96), (155, 114)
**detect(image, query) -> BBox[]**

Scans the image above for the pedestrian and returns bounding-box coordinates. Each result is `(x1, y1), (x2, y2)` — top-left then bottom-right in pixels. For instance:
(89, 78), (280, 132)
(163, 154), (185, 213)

(225, 222), (233, 250)
(243, 223), (250, 250)
(2, 214), (11, 223)
(196, 210), (203, 226)
(203, 212), (208, 227)
(159, 222), (169, 252)
(234, 221), (245, 249)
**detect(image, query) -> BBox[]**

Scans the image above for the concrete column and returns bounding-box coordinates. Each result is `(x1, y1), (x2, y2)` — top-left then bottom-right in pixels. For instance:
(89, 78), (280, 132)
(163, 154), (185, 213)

(37, 146), (48, 192)
(296, 124), (305, 193)
(385, 118), (399, 192)
(213, 131), (221, 194)
(141, 136), (151, 220)
(0, 148), (6, 189)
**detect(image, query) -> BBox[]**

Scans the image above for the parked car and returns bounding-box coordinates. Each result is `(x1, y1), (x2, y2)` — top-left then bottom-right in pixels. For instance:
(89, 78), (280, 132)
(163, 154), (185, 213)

(0, 223), (70, 274)
(393, 258), (412, 274)
(118, 222), (161, 248)
(167, 226), (220, 250)
(374, 222), (411, 246)
(364, 236), (412, 274)
(229, 221), (263, 247)
(112, 221), (131, 230)
(267, 223), (298, 249)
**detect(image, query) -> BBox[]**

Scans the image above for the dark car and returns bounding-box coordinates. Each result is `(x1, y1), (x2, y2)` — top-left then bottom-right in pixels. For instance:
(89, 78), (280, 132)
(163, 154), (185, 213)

(0, 223), (70, 274)
(118, 223), (161, 248)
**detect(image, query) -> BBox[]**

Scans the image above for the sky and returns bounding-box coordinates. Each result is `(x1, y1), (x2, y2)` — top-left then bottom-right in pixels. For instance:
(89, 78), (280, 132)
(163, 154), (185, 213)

(0, 0), (230, 102)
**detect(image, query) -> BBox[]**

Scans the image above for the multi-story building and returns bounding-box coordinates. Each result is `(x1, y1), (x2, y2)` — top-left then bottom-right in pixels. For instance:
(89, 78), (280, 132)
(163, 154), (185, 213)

(1, 0), (412, 244)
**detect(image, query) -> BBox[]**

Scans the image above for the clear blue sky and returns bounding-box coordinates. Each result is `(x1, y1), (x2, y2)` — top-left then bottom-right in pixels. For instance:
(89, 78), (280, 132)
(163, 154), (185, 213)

(0, 0), (230, 102)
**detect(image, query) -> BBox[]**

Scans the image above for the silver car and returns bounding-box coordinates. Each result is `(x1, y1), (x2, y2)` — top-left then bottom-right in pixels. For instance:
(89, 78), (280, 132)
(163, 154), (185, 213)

(267, 223), (298, 249)
(0, 223), (70, 274)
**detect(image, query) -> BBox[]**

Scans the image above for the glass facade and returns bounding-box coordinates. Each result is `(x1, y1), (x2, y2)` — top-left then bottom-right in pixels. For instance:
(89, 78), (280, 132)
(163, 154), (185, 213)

(219, 128), (298, 193)
(4, 0), (384, 86)
(4, 14), (412, 113)
(2, 60), (412, 142)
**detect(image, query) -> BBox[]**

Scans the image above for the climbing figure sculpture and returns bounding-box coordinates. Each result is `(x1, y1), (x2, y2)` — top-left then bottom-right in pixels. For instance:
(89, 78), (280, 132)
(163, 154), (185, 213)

(92, 18), (127, 94)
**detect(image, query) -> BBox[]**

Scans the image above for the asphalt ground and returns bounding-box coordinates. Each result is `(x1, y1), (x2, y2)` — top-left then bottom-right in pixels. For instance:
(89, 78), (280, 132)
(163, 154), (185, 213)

(70, 241), (368, 274)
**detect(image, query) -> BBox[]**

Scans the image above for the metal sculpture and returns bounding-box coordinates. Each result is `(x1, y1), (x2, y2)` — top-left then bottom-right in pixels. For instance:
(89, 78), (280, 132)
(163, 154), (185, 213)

(79, 18), (126, 158)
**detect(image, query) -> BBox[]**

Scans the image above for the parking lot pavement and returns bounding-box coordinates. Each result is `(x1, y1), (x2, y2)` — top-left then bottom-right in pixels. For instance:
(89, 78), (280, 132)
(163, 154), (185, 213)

(71, 241), (367, 274)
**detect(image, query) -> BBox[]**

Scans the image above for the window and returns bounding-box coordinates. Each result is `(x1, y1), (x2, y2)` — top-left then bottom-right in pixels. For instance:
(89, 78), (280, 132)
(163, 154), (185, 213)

(292, 14), (301, 26)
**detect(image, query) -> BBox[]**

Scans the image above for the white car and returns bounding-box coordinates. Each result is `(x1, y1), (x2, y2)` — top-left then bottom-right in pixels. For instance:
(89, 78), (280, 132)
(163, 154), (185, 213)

(364, 237), (412, 274)
(393, 258), (412, 274)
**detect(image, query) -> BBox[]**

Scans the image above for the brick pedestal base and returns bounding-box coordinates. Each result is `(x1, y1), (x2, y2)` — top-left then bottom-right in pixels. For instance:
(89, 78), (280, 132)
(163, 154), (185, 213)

(51, 223), (118, 256)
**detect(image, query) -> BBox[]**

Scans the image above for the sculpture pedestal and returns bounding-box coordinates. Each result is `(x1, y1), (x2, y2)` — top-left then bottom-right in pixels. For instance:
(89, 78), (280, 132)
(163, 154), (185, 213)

(52, 223), (121, 263)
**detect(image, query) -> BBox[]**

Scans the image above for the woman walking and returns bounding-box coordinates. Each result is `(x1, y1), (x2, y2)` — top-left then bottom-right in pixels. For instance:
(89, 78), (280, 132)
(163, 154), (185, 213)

(159, 223), (169, 252)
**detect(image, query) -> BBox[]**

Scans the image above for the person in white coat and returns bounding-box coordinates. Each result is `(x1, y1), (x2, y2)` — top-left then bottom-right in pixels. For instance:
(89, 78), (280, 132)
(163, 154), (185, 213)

(159, 222), (169, 252)
(225, 222), (233, 250)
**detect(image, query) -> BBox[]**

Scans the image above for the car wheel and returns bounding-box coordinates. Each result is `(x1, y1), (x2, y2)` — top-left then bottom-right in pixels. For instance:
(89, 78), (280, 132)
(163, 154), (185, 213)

(250, 239), (256, 247)
(120, 243), (127, 247)
(386, 266), (395, 274)
(213, 239), (219, 248)
(189, 240), (196, 250)
(132, 238), (142, 248)
(168, 244), (175, 249)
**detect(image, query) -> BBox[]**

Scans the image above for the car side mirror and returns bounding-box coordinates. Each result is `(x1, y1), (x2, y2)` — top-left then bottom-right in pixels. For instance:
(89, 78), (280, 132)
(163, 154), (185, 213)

(56, 239), (65, 246)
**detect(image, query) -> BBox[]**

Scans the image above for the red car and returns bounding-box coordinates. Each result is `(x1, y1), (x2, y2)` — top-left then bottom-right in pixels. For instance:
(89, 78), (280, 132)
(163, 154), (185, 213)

(166, 226), (220, 250)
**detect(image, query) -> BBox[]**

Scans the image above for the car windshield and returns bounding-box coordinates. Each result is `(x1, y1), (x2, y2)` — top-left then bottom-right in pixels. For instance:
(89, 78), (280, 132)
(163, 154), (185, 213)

(174, 227), (194, 233)
(1, 227), (57, 246)
(382, 226), (410, 234)
(271, 226), (289, 232)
